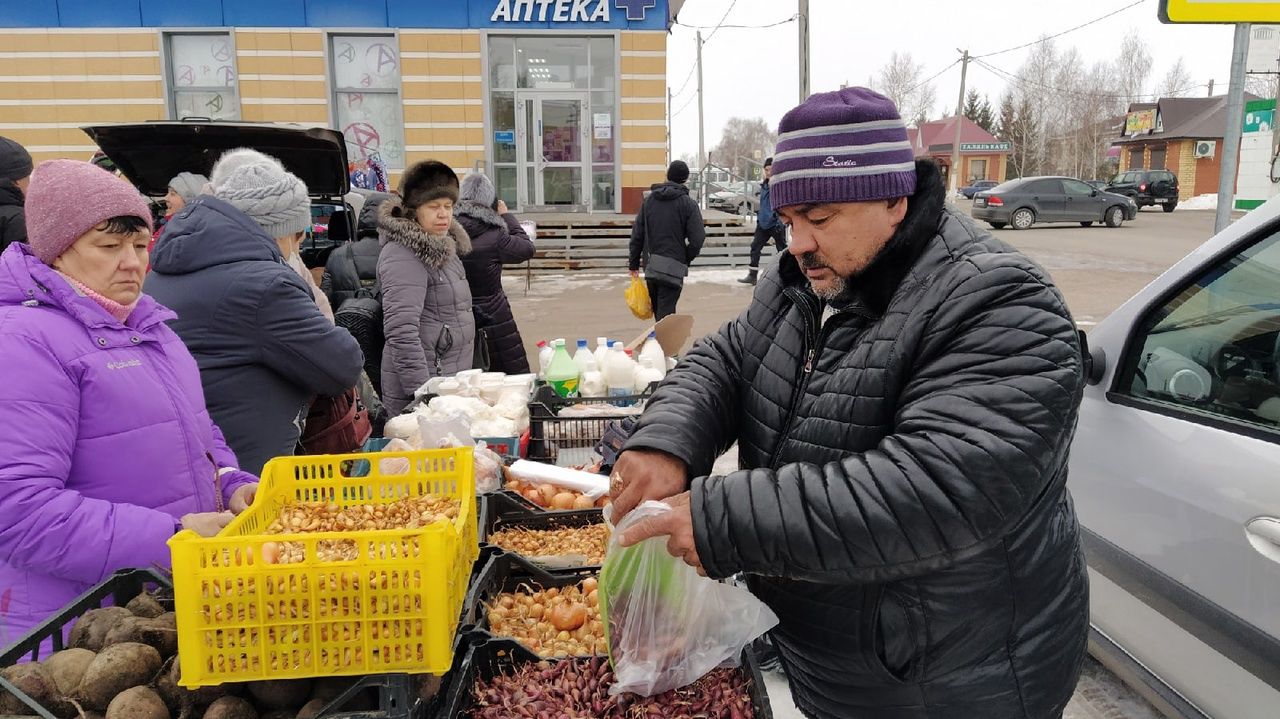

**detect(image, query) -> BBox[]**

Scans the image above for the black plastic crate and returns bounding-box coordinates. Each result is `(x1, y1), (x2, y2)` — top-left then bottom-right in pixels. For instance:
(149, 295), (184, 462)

(434, 636), (774, 719)
(526, 384), (653, 467)
(479, 494), (606, 571)
(459, 552), (599, 633)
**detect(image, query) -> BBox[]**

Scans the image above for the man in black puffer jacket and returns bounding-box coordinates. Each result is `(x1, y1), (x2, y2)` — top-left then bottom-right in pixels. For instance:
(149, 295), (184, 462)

(322, 190), (389, 309)
(628, 160), (705, 320)
(610, 87), (1088, 719)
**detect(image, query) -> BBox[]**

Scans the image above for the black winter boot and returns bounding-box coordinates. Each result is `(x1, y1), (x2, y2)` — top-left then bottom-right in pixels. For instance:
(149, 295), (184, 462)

(738, 268), (758, 285)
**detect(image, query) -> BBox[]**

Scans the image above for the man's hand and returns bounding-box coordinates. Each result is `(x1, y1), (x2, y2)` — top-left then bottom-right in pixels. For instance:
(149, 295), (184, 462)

(629, 270), (640, 279)
(609, 448), (688, 522)
(229, 484), (258, 514)
(181, 511), (235, 537)
(617, 492), (704, 575)
(496, 199), (509, 214)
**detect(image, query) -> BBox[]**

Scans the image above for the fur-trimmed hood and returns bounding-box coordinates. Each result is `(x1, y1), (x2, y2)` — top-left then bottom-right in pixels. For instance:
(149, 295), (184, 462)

(377, 197), (472, 268)
(454, 200), (505, 229)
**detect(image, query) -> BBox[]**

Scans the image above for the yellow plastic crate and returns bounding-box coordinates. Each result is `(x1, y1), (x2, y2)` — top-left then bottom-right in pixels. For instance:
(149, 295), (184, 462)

(169, 447), (477, 687)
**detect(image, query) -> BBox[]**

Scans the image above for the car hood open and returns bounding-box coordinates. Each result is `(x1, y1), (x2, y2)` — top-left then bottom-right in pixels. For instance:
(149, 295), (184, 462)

(82, 122), (350, 198)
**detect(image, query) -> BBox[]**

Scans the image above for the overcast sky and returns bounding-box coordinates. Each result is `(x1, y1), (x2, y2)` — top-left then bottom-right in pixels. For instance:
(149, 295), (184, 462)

(666, 0), (1238, 159)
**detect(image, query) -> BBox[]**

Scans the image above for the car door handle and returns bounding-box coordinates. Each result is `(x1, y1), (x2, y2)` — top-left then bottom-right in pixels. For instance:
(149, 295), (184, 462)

(1245, 517), (1280, 563)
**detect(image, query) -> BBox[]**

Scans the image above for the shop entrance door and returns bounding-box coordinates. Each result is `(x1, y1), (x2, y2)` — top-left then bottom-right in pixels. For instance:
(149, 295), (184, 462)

(517, 93), (589, 210)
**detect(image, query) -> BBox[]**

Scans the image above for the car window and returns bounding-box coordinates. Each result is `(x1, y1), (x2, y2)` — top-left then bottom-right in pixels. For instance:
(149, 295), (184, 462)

(1119, 227), (1280, 433)
(989, 179), (1024, 193)
(1025, 179), (1064, 194)
(1119, 172), (1139, 184)
(1063, 179), (1095, 196)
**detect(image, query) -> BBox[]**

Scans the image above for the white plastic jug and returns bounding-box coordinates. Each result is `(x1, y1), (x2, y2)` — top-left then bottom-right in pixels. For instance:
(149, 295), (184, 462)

(536, 340), (553, 380)
(639, 331), (667, 380)
(574, 339), (599, 376)
(594, 336), (610, 368)
(605, 341), (637, 405)
(634, 356), (665, 392)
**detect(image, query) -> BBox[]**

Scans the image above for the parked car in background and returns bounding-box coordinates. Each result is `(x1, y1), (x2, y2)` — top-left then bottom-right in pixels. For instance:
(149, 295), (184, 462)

(81, 121), (355, 269)
(1106, 169), (1180, 212)
(707, 180), (760, 215)
(1070, 194), (1280, 719)
(959, 179), (998, 199)
(1086, 179), (1109, 191)
(971, 176), (1137, 230)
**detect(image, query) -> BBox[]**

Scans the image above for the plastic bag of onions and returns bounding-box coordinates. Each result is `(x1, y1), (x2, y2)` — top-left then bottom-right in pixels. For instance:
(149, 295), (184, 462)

(598, 501), (778, 697)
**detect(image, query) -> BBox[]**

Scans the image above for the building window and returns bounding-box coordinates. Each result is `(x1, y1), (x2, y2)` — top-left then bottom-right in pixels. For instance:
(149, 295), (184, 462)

(968, 158), (987, 182)
(165, 33), (239, 121)
(1129, 147), (1144, 170)
(330, 34), (405, 170)
(1150, 147), (1167, 171)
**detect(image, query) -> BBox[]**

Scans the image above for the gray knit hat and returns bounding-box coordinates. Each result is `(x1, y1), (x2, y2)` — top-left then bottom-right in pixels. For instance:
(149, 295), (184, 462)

(168, 172), (207, 203)
(0, 136), (33, 183)
(211, 157), (312, 239)
(210, 147), (283, 188)
(459, 172), (498, 209)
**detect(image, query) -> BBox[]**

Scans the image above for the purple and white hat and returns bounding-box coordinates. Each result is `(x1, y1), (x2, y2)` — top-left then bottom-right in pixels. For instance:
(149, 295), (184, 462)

(770, 87), (917, 210)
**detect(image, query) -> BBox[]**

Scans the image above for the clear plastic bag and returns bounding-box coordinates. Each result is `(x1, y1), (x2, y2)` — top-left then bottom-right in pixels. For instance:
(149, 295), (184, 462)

(599, 501), (778, 697)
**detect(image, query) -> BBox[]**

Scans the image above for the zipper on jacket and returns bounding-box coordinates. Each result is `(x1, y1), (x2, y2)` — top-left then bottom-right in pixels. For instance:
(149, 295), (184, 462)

(767, 290), (874, 470)
(206, 452), (225, 513)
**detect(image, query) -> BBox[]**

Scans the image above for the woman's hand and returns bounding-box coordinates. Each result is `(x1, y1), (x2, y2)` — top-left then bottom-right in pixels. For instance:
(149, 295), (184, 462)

(181, 511), (235, 537)
(229, 484), (258, 514)
(496, 199), (510, 214)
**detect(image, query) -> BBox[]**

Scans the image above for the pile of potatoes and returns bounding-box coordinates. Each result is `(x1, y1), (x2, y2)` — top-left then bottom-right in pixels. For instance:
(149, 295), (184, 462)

(0, 592), (408, 719)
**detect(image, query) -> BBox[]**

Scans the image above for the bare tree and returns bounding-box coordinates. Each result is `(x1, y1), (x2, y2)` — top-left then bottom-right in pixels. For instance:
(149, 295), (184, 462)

(1155, 57), (1195, 98)
(1116, 30), (1153, 102)
(872, 52), (938, 125)
(1246, 73), (1280, 100)
(710, 117), (777, 179)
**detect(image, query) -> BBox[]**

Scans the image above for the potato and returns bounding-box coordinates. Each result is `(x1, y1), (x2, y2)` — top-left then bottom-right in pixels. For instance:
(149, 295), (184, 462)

(105, 687), (169, 719)
(201, 697), (256, 719)
(103, 617), (177, 658)
(43, 648), (96, 698)
(244, 682), (310, 712)
(69, 607), (134, 652)
(0, 663), (73, 717)
(152, 657), (228, 718)
(73, 642), (162, 711)
(124, 594), (165, 620)
(294, 699), (325, 719)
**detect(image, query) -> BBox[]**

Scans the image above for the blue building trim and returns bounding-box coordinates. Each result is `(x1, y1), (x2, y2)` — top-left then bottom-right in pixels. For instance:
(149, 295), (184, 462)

(2, 0), (672, 30)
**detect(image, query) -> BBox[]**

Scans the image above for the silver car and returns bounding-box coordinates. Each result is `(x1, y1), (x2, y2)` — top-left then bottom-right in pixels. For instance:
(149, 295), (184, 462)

(1071, 196), (1280, 718)
(707, 181), (760, 215)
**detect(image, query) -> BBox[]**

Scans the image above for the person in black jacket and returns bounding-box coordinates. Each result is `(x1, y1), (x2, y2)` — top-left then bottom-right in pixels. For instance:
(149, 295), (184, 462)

(628, 160), (705, 321)
(0, 136), (32, 254)
(456, 172), (536, 374)
(322, 189), (389, 309)
(610, 88), (1087, 719)
(148, 149), (364, 475)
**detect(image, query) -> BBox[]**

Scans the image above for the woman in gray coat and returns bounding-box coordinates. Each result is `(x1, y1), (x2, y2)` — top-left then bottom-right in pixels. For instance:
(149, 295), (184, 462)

(377, 160), (474, 415)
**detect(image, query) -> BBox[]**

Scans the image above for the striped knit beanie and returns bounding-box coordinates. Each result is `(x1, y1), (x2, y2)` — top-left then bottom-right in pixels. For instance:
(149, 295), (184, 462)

(770, 87), (917, 210)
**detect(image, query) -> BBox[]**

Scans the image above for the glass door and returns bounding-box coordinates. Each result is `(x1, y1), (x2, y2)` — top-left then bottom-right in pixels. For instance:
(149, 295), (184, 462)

(516, 93), (588, 210)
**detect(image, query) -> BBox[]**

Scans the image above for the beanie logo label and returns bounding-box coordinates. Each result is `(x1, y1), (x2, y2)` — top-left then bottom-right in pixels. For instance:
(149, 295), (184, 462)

(823, 157), (860, 168)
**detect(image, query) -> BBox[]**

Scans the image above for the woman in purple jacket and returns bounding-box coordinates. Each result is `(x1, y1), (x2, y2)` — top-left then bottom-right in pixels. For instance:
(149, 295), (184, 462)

(0, 160), (258, 647)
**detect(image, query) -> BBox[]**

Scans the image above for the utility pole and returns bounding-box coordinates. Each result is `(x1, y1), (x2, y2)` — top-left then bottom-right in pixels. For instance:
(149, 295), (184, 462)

(1215, 24), (1250, 233)
(696, 30), (706, 208)
(798, 0), (810, 103)
(949, 49), (970, 194)
(667, 87), (672, 165)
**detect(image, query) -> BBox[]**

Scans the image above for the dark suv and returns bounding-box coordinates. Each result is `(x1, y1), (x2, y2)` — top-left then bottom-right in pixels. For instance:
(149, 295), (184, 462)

(1106, 169), (1180, 212)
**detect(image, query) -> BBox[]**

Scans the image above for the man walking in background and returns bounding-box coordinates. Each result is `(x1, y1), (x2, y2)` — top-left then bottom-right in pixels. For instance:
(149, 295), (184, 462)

(0, 136), (32, 253)
(629, 160), (705, 320)
(739, 156), (786, 285)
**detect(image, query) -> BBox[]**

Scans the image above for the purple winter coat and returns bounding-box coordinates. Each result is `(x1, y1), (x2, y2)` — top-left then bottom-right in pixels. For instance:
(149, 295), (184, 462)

(0, 242), (255, 648)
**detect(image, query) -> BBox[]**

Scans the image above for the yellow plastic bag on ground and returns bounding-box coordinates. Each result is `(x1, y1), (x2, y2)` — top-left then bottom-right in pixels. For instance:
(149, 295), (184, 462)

(626, 276), (653, 320)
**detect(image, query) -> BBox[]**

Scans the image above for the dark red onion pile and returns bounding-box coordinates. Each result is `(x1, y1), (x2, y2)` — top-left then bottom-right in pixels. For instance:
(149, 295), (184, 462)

(467, 655), (756, 719)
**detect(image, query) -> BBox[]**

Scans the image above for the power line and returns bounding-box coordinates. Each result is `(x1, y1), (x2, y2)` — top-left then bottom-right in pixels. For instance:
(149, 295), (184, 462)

(672, 91), (699, 118)
(973, 57), (1209, 101)
(974, 0), (1149, 59)
(905, 58), (961, 95)
(702, 0), (740, 43)
(673, 14), (797, 31)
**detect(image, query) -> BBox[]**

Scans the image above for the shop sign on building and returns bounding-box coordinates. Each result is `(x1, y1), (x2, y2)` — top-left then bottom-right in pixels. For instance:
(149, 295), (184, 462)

(959, 142), (1011, 152)
(1125, 109), (1157, 136)
(490, 0), (657, 23)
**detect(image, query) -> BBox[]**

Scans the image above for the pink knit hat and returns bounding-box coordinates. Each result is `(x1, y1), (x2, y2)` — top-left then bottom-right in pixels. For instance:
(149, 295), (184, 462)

(24, 159), (154, 264)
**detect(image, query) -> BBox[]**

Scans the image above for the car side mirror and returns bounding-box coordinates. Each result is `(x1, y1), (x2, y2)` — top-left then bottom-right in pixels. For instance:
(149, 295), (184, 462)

(1091, 190), (1099, 197)
(1079, 329), (1107, 386)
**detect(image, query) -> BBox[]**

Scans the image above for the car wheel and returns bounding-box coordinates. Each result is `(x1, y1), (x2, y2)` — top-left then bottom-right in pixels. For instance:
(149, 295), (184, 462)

(1162, 202), (1177, 213)
(1105, 206), (1125, 228)
(1080, 221), (1093, 227)
(988, 222), (1006, 229)
(1011, 208), (1035, 230)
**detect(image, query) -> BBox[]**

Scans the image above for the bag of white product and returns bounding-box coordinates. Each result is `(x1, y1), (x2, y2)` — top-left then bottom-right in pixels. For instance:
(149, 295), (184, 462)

(473, 442), (503, 494)
(598, 501), (778, 697)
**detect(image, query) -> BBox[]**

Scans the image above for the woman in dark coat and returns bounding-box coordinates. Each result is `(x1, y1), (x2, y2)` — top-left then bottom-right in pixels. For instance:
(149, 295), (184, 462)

(455, 173), (536, 374)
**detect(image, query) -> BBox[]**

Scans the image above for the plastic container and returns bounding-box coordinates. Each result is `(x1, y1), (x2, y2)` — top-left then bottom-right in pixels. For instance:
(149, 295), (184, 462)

(458, 552), (599, 632)
(435, 635), (774, 719)
(579, 370), (607, 398)
(573, 339), (598, 377)
(536, 340), (552, 380)
(544, 339), (580, 399)
(593, 336), (610, 369)
(639, 331), (667, 379)
(525, 384), (655, 466)
(634, 356), (665, 390)
(168, 447), (478, 686)
(479, 494), (605, 570)
(604, 342), (636, 406)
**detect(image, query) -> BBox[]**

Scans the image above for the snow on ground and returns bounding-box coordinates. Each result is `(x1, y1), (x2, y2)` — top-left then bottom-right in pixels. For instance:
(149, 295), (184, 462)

(1177, 194), (1217, 211)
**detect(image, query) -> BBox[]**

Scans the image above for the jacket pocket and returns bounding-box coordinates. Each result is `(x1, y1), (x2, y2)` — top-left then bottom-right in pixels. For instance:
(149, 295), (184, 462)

(868, 585), (924, 685)
(433, 325), (454, 374)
